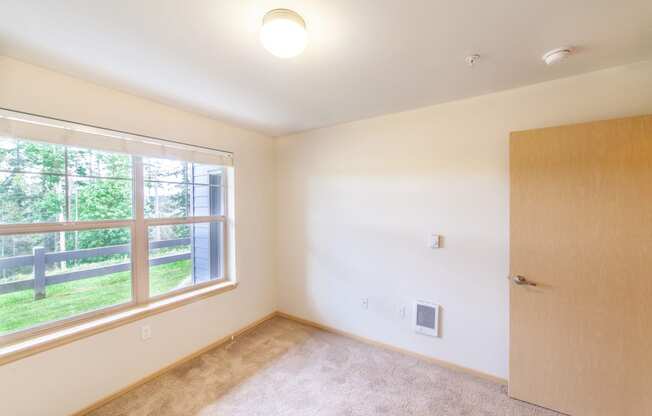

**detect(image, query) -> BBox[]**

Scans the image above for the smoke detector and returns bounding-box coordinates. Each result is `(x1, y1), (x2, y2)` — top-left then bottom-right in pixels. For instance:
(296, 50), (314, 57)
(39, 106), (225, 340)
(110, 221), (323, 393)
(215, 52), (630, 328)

(542, 48), (573, 65)
(465, 54), (480, 67)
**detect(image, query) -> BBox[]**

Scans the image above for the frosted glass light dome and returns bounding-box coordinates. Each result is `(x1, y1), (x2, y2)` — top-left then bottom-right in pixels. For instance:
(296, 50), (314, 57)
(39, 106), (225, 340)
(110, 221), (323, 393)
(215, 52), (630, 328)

(260, 9), (308, 58)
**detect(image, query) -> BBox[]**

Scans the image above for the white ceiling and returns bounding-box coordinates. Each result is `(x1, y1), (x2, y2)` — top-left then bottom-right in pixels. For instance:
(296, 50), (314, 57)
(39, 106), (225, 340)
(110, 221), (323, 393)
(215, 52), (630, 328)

(1, 1), (651, 136)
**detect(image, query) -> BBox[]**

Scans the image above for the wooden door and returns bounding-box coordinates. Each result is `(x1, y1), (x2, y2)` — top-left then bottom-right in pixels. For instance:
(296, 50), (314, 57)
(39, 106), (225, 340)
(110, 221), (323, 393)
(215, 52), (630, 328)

(509, 115), (652, 416)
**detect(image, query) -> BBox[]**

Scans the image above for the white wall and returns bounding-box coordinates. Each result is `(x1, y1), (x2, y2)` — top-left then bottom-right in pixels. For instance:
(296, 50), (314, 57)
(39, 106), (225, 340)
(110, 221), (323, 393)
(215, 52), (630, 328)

(0, 56), (277, 416)
(275, 60), (652, 379)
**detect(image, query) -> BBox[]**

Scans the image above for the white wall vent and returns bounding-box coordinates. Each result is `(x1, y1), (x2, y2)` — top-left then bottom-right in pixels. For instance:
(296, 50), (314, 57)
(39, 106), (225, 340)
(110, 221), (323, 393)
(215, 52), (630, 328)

(414, 300), (440, 337)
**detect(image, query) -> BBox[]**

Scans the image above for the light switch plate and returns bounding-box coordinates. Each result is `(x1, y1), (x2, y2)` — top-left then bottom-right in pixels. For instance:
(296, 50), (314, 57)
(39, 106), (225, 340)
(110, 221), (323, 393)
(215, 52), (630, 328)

(430, 234), (441, 249)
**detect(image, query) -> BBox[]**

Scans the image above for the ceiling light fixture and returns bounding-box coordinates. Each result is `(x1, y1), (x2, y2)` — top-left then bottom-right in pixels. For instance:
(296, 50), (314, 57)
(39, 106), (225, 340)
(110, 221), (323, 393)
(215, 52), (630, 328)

(542, 47), (573, 65)
(260, 9), (308, 58)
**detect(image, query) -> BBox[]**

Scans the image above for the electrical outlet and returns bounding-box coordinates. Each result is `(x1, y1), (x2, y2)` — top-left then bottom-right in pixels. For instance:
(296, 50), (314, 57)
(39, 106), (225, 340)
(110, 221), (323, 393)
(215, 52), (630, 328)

(361, 298), (369, 309)
(141, 325), (152, 341)
(399, 305), (407, 319)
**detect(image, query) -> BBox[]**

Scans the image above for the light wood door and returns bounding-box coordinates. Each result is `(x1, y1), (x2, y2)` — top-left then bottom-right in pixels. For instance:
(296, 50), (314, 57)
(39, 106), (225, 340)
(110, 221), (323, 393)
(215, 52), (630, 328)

(509, 115), (652, 416)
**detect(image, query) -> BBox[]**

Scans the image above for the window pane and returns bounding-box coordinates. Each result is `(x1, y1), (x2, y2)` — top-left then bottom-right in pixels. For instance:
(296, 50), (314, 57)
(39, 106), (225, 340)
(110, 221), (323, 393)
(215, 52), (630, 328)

(0, 172), (65, 224)
(70, 177), (133, 221)
(143, 158), (188, 183)
(143, 157), (225, 218)
(144, 181), (190, 218)
(67, 147), (132, 179)
(143, 158), (224, 218)
(1, 139), (135, 224)
(148, 222), (223, 297)
(191, 184), (223, 216)
(0, 138), (65, 174)
(144, 159), (224, 186)
(192, 163), (224, 185)
(0, 228), (132, 335)
(144, 182), (224, 218)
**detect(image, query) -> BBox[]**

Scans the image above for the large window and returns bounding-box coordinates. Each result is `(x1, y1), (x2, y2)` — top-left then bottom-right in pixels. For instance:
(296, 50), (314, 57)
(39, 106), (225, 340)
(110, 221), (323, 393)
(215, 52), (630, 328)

(0, 111), (232, 339)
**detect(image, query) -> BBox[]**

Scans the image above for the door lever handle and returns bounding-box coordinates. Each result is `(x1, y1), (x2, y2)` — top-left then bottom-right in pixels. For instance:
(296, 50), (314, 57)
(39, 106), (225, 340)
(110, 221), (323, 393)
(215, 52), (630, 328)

(508, 275), (537, 287)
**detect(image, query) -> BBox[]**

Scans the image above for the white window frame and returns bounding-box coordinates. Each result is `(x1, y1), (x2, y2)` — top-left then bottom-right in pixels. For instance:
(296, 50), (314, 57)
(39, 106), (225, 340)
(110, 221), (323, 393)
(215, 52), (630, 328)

(135, 156), (230, 303)
(0, 112), (235, 346)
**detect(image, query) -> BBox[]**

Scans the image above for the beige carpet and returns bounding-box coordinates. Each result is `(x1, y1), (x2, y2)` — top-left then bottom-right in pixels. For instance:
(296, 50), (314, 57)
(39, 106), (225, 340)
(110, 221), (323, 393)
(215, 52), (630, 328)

(89, 317), (561, 416)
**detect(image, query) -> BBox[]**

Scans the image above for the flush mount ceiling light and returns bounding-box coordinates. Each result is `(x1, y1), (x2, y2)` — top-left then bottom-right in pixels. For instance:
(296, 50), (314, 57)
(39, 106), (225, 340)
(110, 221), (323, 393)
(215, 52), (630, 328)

(260, 9), (308, 58)
(542, 47), (573, 65)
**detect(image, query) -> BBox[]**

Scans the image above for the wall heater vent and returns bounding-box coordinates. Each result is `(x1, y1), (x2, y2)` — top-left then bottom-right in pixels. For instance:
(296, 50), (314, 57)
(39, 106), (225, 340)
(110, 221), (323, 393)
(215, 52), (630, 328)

(414, 300), (440, 337)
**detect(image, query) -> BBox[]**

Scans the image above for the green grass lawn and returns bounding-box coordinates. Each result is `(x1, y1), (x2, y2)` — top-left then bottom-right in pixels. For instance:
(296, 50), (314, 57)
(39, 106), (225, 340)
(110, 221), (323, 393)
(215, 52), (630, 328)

(0, 259), (191, 335)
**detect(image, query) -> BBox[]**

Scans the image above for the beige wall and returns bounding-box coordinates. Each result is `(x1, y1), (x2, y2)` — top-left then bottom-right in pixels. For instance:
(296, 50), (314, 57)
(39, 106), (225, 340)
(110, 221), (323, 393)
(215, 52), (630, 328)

(275, 60), (652, 379)
(0, 56), (277, 416)
(2, 54), (652, 415)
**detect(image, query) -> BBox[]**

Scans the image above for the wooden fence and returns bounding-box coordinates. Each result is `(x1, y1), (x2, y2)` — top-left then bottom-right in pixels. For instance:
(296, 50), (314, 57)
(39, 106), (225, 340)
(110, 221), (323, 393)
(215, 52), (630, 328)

(0, 238), (191, 299)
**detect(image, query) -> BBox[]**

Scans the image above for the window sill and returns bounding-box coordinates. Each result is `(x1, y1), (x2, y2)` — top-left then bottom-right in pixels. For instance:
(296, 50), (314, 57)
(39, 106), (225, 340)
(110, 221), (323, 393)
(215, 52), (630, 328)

(0, 280), (238, 366)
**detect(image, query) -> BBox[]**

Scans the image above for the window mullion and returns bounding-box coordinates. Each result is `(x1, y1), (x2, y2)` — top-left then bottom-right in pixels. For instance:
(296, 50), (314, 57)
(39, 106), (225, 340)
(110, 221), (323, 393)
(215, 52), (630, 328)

(132, 156), (149, 304)
(64, 147), (70, 222)
(0, 220), (134, 236)
(143, 215), (225, 227)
